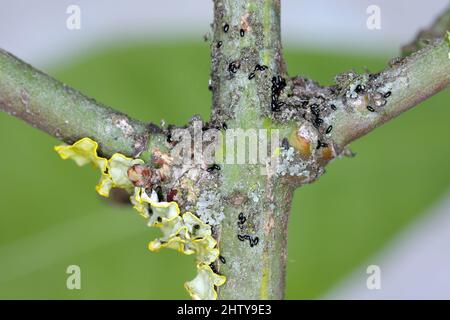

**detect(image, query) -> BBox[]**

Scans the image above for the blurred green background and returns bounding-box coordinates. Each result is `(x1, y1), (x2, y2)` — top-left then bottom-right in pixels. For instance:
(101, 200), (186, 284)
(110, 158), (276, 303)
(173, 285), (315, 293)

(0, 41), (449, 299)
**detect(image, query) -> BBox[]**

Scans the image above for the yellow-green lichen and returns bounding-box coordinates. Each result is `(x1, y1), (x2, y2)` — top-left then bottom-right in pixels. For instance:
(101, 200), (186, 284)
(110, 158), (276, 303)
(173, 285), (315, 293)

(55, 137), (107, 171)
(185, 263), (226, 300)
(447, 31), (450, 59)
(55, 137), (225, 300)
(97, 153), (145, 197)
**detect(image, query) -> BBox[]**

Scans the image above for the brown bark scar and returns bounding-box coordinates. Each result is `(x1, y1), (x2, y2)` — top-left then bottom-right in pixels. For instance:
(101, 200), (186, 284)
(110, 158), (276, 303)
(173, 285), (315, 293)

(241, 12), (251, 32)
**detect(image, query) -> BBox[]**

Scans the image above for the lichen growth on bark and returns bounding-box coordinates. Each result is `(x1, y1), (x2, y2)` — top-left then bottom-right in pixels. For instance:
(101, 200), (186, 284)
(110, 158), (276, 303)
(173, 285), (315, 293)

(55, 137), (225, 300)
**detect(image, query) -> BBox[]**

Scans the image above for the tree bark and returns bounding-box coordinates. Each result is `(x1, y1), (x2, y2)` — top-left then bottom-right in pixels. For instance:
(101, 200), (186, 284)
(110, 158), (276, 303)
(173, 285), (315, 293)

(0, 48), (162, 159)
(208, 0), (293, 299)
(331, 39), (450, 153)
(0, 0), (449, 300)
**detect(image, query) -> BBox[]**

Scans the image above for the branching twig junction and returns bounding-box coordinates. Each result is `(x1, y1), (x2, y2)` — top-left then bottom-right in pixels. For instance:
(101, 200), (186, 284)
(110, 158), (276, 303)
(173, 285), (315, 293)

(0, 1), (449, 299)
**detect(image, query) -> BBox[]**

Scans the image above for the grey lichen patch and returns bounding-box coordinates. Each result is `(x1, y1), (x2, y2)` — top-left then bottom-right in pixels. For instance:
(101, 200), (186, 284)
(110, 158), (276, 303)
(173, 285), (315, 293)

(249, 188), (262, 203)
(195, 189), (225, 226)
(150, 118), (227, 228)
(113, 115), (135, 136)
(128, 140), (227, 230)
(275, 145), (326, 185)
(276, 147), (306, 177)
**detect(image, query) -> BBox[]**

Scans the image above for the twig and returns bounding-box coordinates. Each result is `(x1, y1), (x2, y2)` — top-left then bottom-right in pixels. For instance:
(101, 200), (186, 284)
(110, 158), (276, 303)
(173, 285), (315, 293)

(0, 49), (160, 158)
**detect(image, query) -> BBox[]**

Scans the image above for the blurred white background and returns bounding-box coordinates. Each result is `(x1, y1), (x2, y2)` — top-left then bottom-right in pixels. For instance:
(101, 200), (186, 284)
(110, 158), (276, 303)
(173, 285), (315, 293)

(0, 0), (449, 66)
(1, 0), (449, 299)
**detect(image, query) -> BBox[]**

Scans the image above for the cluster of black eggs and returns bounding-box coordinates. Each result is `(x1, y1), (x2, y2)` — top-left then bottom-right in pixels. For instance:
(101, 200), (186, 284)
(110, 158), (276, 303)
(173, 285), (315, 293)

(271, 75), (287, 111)
(354, 84), (392, 113)
(269, 79), (337, 149)
(306, 103), (333, 149)
(248, 64), (268, 80)
(237, 212), (259, 247)
(228, 61), (240, 74)
(207, 164), (221, 173)
(298, 99), (328, 130)
(237, 234), (259, 247)
(219, 21), (336, 151)
(220, 21), (288, 115)
(269, 78), (336, 140)
(309, 103), (323, 128)
(228, 61), (269, 78)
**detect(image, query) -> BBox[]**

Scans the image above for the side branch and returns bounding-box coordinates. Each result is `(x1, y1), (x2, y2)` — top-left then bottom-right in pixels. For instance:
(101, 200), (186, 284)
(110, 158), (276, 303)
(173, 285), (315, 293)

(402, 5), (450, 56)
(0, 48), (158, 158)
(331, 39), (450, 152)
